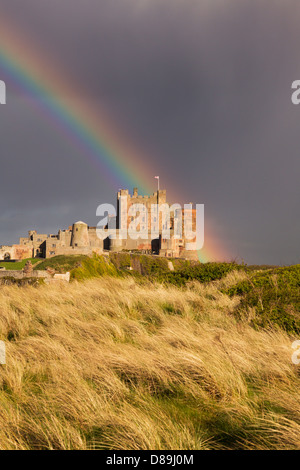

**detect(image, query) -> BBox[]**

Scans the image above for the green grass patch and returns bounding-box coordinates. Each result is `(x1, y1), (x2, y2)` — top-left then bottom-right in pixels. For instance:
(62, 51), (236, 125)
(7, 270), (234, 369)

(34, 253), (121, 280)
(0, 258), (42, 271)
(70, 253), (120, 281)
(34, 255), (89, 273)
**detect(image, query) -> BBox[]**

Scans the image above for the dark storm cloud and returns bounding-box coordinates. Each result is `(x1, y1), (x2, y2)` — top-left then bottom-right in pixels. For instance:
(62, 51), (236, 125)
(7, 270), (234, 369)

(0, 0), (299, 263)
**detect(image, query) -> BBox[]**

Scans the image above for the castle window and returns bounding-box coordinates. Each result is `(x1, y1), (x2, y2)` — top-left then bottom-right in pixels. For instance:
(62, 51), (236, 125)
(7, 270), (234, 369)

(52, 244), (56, 248)
(49, 251), (55, 255)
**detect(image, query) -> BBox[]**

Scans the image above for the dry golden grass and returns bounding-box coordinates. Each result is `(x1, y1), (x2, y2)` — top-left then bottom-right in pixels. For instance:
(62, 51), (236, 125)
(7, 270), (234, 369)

(0, 273), (299, 450)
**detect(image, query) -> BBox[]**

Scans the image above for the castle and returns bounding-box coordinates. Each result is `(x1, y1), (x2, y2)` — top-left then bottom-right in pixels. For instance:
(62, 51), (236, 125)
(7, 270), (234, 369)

(0, 188), (198, 261)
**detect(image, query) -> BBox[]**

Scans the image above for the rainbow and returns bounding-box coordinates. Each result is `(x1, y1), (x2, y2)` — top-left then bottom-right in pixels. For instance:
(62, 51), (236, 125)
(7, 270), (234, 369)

(0, 17), (227, 262)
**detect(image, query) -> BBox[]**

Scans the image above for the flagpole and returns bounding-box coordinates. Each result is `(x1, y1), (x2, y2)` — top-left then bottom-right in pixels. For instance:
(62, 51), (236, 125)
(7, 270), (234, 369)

(155, 176), (160, 192)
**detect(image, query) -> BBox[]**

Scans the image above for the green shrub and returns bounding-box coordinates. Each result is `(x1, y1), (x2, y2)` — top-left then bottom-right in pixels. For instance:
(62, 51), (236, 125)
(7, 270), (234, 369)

(225, 265), (300, 334)
(156, 262), (242, 286)
(109, 253), (131, 269)
(137, 255), (169, 276)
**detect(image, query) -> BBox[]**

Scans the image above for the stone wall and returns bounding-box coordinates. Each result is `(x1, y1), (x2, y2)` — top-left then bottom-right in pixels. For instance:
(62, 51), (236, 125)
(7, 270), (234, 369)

(0, 245), (33, 261)
(0, 270), (70, 282)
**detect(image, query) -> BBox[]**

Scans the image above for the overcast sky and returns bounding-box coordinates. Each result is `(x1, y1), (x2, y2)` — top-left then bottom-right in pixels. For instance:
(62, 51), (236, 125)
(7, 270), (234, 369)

(0, 0), (299, 264)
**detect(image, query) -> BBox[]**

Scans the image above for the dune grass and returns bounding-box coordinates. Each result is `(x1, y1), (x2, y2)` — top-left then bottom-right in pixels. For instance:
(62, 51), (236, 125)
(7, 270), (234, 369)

(0, 270), (299, 450)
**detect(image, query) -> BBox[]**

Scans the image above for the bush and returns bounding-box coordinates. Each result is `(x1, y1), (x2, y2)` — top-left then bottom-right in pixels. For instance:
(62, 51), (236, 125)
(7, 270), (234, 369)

(109, 253), (131, 269)
(137, 255), (170, 276)
(225, 265), (300, 334)
(156, 262), (242, 286)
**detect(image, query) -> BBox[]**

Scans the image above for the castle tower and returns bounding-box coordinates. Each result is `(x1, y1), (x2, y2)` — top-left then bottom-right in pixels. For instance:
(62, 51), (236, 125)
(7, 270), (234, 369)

(71, 221), (89, 248)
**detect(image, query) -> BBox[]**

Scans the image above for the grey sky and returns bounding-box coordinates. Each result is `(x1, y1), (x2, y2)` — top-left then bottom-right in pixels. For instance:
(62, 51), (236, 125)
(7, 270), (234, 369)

(0, 0), (299, 264)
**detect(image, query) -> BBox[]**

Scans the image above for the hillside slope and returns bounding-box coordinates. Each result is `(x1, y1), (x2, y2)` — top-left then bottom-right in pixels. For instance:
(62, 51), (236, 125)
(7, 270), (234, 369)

(0, 272), (299, 450)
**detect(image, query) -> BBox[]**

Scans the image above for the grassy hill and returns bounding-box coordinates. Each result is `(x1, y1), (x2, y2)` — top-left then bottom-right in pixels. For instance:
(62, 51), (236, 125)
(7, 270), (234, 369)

(33, 255), (89, 273)
(0, 265), (299, 450)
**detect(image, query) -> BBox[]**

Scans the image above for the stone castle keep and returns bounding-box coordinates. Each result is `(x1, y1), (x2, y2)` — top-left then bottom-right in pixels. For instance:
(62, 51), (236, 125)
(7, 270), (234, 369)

(0, 188), (198, 261)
